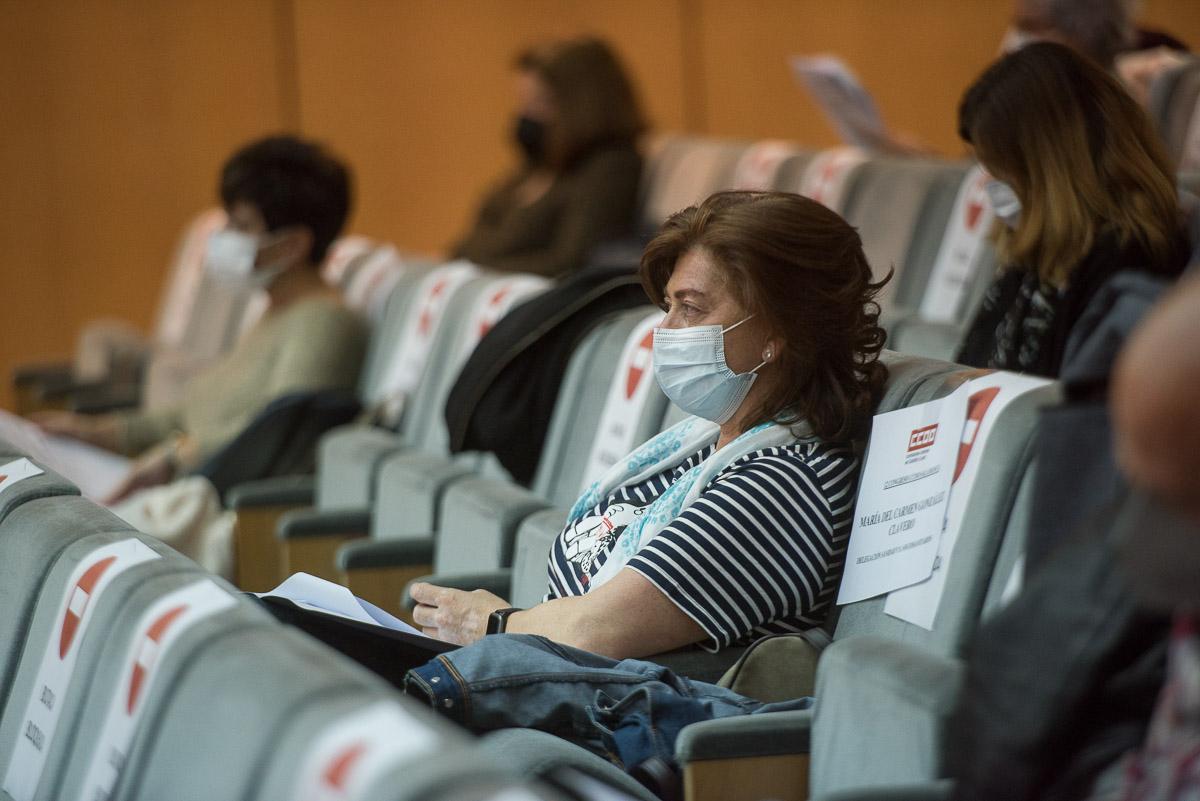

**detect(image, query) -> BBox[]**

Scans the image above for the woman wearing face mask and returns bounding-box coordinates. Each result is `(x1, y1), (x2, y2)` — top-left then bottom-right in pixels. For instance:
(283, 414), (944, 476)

(450, 37), (644, 278)
(34, 136), (368, 514)
(409, 190), (888, 660)
(955, 42), (1189, 378)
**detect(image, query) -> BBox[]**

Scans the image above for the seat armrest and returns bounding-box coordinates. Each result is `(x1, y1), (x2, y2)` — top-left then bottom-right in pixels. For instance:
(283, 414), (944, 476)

(277, 508), (371, 540)
(69, 383), (141, 414)
(228, 475), (316, 509)
(815, 780), (954, 801)
(400, 569), (514, 610)
(13, 361), (73, 387)
(337, 537), (436, 571)
(676, 708), (813, 763)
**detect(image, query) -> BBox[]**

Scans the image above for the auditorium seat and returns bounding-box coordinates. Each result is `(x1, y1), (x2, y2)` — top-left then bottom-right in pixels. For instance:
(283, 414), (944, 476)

(638, 136), (749, 233)
(359, 307), (668, 611)
(787, 146), (871, 213)
(468, 353), (1057, 801)
(838, 158), (969, 313)
(0, 528), (199, 799)
(886, 166), (1000, 360)
(1149, 58), (1200, 171)
(731, 140), (810, 191)
(271, 270), (550, 589)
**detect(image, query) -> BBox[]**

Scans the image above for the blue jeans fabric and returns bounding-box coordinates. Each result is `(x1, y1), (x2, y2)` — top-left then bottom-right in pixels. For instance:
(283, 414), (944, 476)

(403, 633), (812, 767)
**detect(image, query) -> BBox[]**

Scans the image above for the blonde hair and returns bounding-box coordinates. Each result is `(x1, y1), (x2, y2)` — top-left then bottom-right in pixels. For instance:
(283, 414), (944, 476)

(959, 42), (1181, 287)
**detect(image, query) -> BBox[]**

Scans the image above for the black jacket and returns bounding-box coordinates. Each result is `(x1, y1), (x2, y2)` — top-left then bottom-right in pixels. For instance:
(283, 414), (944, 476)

(444, 264), (650, 486)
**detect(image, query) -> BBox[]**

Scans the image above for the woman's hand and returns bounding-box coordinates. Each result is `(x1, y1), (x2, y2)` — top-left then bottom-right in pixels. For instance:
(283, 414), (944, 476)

(103, 447), (176, 505)
(31, 410), (120, 451)
(409, 582), (510, 646)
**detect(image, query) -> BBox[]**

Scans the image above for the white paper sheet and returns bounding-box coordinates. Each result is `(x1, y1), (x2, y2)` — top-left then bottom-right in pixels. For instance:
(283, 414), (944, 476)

(790, 55), (891, 150)
(0, 410), (130, 501)
(883, 373), (1052, 628)
(837, 382), (969, 605)
(255, 572), (429, 638)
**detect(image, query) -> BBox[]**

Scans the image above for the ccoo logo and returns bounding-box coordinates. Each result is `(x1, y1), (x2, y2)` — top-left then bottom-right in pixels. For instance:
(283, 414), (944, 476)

(907, 424), (938, 453)
(59, 556), (117, 659)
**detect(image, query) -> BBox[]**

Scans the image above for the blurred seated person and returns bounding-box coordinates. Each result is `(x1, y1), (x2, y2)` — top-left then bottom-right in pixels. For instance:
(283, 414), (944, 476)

(956, 43), (1189, 378)
(36, 135), (368, 503)
(1000, 0), (1191, 106)
(411, 190), (888, 659)
(450, 36), (644, 278)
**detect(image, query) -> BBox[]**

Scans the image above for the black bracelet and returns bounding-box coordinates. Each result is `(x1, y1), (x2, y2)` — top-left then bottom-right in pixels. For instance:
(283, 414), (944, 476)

(486, 607), (523, 635)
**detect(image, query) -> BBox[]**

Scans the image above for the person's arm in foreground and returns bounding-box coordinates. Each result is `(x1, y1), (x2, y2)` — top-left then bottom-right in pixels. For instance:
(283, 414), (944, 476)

(409, 567), (706, 660)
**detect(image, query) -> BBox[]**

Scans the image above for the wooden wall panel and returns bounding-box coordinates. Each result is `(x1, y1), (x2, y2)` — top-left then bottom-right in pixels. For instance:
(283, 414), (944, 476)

(291, 0), (688, 255)
(0, 0), (287, 408)
(692, 0), (1011, 156)
(3, 0), (1198, 411)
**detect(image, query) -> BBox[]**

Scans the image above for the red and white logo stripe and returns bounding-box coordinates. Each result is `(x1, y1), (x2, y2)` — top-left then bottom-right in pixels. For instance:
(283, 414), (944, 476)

(59, 556), (117, 659)
(126, 604), (189, 715)
(625, 330), (654, 400)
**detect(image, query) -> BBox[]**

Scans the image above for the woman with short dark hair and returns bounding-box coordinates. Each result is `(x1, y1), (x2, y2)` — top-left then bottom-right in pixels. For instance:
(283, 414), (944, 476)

(956, 42), (1190, 377)
(412, 190), (888, 658)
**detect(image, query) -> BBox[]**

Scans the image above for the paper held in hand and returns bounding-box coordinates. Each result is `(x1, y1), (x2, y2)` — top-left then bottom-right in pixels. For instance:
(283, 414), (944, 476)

(789, 54), (891, 150)
(255, 572), (431, 639)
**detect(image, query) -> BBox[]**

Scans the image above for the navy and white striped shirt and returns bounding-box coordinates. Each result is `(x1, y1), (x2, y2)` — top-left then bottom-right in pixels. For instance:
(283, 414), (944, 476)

(547, 440), (860, 651)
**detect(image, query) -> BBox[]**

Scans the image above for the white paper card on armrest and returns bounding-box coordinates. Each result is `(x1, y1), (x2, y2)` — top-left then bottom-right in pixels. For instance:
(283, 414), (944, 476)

(884, 373), (1052, 629)
(291, 701), (440, 801)
(837, 382), (970, 605)
(2, 538), (159, 801)
(0, 458), (44, 494)
(75, 579), (237, 801)
(256, 573), (429, 639)
(0, 410), (130, 501)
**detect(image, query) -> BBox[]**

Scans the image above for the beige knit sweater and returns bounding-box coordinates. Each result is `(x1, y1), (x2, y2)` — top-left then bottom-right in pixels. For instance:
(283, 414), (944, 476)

(117, 295), (368, 464)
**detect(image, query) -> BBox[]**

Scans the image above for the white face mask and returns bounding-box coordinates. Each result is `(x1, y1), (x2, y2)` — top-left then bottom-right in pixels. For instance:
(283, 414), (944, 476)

(652, 315), (767, 425)
(204, 229), (288, 290)
(984, 179), (1022, 229)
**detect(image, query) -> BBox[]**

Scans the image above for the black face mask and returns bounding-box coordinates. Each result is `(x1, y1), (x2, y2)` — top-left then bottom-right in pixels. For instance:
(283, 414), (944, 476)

(514, 115), (546, 164)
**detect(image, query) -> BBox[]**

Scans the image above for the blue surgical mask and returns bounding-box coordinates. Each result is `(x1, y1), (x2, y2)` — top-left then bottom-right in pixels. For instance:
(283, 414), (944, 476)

(984, 179), (1022, 229)
(652, 316), (767, 425)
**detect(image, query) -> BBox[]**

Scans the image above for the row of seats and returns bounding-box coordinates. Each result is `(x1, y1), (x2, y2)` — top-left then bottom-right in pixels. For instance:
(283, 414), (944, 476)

(0, 442), (639, 801)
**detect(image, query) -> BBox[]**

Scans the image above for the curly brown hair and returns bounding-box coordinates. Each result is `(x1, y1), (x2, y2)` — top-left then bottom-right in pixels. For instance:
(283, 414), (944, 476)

(640, 191), (889, 442)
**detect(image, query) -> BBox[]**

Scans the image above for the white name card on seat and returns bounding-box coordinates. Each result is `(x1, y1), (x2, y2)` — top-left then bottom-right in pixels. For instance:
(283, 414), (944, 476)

(74, 579), (236, 801)
(732, 140), (799, 191)
(458, 274), (550, 365)
(797, 146), (868, 212)
(291, 701), (441, 801)
(884, 372), (1052, 629)
(579, 311), (665, 491)
(377, 261), (479, 403)
(2, 538), (159, 801)
(0, 458), (43, 495)
(837, 382), (970, 605)
(918, 166), (994, 324)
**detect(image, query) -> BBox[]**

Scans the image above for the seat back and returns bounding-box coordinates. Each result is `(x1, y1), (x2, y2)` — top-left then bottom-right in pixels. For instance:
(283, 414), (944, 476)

(0, 529), (195, 800)
(785, 146), (870, 213)
(0, 496), (134, 714)
(115, 625), (378, 801)
(35, 572), (264, 801)
(888, 165), (1002, 359)
(1152, 60), (1200, 170)
(151, 207), (228, 351)
(322, 234), (377, 289)
(342, 244), (422, 325)
(398, 272), (551, 456)
(810, 365), (1060, 795)
(531, 308), (669, 505)
(839, 159), (969, 311)
(638, 136), (748, 232)
(730, 140), (808, 191)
